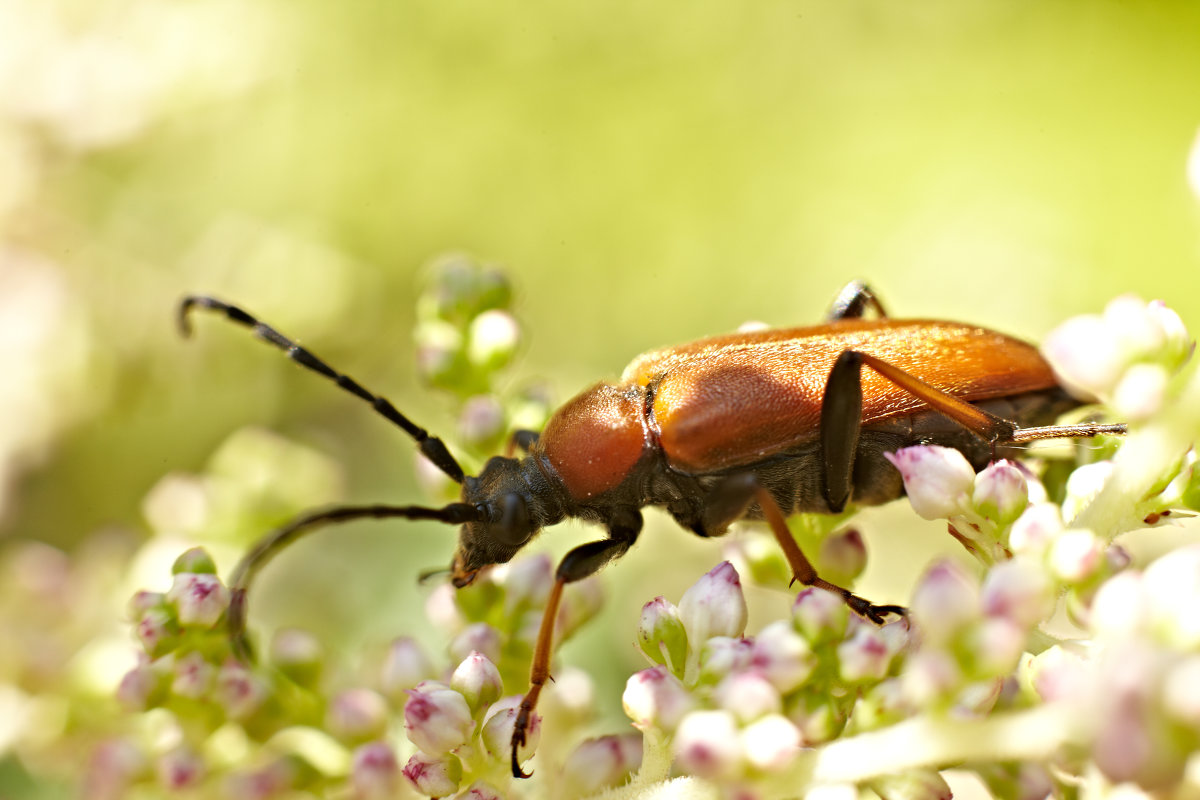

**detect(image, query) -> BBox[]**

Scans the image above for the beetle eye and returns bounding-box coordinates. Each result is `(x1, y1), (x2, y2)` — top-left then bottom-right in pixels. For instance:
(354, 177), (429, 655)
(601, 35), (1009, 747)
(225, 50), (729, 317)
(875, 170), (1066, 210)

(493, 493), (533, 547)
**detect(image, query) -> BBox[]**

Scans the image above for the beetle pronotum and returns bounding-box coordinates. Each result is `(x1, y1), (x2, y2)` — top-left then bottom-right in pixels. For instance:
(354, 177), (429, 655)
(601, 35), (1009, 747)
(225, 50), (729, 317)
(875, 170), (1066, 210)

(178, 280), (1125, 778)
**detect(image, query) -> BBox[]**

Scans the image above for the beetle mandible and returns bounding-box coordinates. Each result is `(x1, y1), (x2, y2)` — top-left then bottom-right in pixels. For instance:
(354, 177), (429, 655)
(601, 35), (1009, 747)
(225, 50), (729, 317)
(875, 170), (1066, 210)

(177, 280), (1125, 778)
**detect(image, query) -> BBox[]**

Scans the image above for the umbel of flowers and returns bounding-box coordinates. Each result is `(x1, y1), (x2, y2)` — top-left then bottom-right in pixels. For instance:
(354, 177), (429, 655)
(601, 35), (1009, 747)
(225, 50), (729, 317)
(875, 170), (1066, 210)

(108, 272), (1200, 800)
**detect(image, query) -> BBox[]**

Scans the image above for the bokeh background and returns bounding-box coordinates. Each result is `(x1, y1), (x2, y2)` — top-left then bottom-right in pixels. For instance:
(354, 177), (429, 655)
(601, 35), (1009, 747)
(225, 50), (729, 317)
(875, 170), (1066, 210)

(3, 0), (1200, 795)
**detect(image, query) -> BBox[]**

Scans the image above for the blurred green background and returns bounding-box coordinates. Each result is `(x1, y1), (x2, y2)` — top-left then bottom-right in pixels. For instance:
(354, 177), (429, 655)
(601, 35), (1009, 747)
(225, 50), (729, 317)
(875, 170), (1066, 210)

(3, 0), (1200, 793)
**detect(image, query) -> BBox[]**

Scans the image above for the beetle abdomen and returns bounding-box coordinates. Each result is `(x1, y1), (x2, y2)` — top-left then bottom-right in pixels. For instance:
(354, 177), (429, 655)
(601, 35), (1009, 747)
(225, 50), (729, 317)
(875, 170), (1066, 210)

(628, 319), (1059, 473)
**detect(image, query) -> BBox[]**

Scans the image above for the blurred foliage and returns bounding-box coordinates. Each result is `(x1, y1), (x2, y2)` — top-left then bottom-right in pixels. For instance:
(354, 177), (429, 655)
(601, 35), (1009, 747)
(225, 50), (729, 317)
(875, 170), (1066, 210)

(2, 0), (1200, 795)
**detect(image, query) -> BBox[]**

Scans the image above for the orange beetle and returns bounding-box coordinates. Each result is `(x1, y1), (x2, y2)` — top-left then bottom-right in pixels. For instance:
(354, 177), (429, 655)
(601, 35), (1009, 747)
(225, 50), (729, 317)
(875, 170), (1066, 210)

(179, 281), (1124, 778)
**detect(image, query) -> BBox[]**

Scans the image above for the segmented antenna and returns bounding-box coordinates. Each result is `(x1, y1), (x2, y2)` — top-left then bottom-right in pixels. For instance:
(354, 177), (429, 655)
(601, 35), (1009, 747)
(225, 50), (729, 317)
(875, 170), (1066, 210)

(227, 501), (484, 661)
(178, 295), (465, 483)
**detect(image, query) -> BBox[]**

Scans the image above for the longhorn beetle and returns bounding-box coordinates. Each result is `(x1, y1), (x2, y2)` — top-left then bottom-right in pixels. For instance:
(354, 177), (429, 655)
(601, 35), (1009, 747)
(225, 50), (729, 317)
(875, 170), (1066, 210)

(177, 280), (1125, 778)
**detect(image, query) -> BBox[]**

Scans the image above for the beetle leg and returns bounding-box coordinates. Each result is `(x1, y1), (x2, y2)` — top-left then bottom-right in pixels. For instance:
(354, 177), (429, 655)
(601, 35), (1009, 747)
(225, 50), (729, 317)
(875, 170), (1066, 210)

(512, 513), (642, 779)
(826, 281), (888, 320)
(504, 429), (540, 457)
(753, 484), (905, 623)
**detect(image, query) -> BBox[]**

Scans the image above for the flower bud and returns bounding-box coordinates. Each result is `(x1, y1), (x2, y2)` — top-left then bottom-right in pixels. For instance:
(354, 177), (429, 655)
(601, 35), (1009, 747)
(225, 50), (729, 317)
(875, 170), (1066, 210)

(327, 688), (389, 744)
(622, 666), (695, 731)
(980, 558), (1054, 629)
(837, 625), (892, 683)
(449, 623), (502, 665)
(1062, 461), (1114, 524)
(135, 607), (180, 658)
(481, 697), (541, 766)
(116, 657), (167, 710)
(502, 553), (554, 615)
(740, 714), (801, 771)
(381, 636), (435, 700)
(166, 573), (230, 629)
(818, 528), (868, 585)
(270, 628), (323, 688)
(966, 617), (1025, 677)
(1143, 546), (1200, 648)
(638, 596), (689, 675)
(1112, 362), (1169, 421)
(1042, 313), (1122, 400)
(678, 561), (748, 645)
(157, 746), (204, 791)
(715, 671), (782, 723)
(451, 651), (503, 712)
(866, 769), (952, 800)
(215, 660), (267, 720)
(404, 682), (474, 755)
(402, 751), (463, 797)
(698, 637), (755, 684)
(884, 446), (974, 520)
(672, 710), (743, 780)
(1028, 646), (1090, 703)
(171, 651), (215, 699)
(1161, 655), (1200, 727)
(751, 620), (816, 693)
(972, 461), (1029, 525)
(128, 590), (166, 620)
(171, 547), (218, 575)
(561, 734), (643, 796)
(792, 587), (849, 643)
(786, 693), (847, 744)
(1008, 503), (1064, 555)
(458, 395), (505, 448)
(459, 780), (504, 799)
(910, 560), (979, 643)
(350, 742), (400, 800)
(468, 309), (520, 371)
(900, 650), (962, 707)
(1089, 571), (1149, 640)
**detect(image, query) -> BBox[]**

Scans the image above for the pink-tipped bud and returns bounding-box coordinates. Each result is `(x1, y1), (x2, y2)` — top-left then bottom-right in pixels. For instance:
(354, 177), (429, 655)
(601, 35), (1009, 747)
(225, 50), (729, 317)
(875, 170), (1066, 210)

(561, 734), (643, 795)
(468, 309), (521, 372)
(481, 696), (541, 766)
(1008, 503), (1065, 555)
(837, 626), (892, 683)
(750, 621), (816, 693)
(972, 461), (1029, 525)
(678, 562), (748, 645)
(215, 660), (268, 721)
(404, 682), (474, 755)
(900, 650), (963, 706)
(459, 780), (504, 800)
(622, 665), (695, 731)
(171, 651), (214, 699)
(672, 710), (744, 780)
(157, 746), (205, 791)
(135, 608), (180, 658)
(351, 742), (400, 800)
(451, 651), (503, 712)
(786, 693), (847, 745)
(884, 446), (974, 520)
(166, 573), (230, 629)
(910, 560), (980, 642)
(403, 751), (463, 797)
(327, 688), (389, 744)
(638, 596), (689, 675)
(714, 671), (782, 722)
(740, 714), (801, 771)
(380, 636), (435, 700)
(449, 623), (502, 665)
(127, 590), (166, 620)
(967, 617), (1026, 677)
(792, 587), (849, 643)
(980, 559), (1055, 629)
(502, 553), (554, 614)
(698, 637), (755, 684)
(819, 529), (868, 585)
(1042, 313), (1122, 400)
(116, 656), (166, 711)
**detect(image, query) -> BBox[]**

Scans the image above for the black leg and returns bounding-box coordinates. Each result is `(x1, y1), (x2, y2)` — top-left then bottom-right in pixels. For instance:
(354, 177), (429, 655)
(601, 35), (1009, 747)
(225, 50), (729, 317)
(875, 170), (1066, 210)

(512, 512), (641, 778)
(827, 281), (888, 321)
(178, 295), (465, 483)
(820, 351), (866, 513)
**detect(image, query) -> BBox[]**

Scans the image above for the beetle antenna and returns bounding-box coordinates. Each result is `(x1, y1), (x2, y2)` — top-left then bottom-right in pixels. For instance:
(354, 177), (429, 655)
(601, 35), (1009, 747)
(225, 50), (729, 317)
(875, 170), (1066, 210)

(227, 502), (483, 661)
(178, 295), (466, 483)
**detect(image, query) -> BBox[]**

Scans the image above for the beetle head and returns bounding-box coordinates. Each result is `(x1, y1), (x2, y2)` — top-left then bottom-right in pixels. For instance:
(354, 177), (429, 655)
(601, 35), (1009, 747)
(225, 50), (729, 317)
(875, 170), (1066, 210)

(450, 456), (554, 587)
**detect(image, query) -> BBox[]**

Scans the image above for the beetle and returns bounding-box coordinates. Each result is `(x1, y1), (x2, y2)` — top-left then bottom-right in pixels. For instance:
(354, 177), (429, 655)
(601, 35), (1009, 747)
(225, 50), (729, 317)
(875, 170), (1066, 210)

(178, 281), (1125, 778)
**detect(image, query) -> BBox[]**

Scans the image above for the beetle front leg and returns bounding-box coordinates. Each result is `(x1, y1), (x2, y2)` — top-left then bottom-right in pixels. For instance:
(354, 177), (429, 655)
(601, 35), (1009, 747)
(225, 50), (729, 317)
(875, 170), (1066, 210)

(826, 280), (888, 320)
(511, 512), (642, 778)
